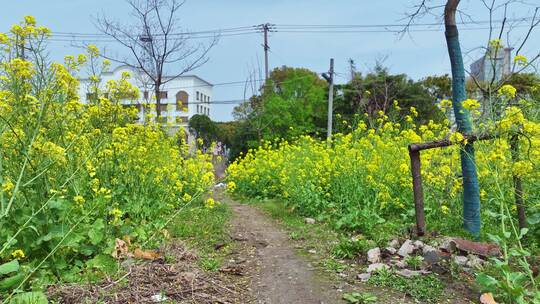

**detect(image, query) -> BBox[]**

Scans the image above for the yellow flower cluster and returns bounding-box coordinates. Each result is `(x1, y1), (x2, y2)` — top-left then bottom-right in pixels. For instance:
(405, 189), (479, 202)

(439, 99), (453, 109)
(204, 198), (219, 209)
(228, 101), (540, 233)
(11, 249), (25, 260)
(0, 18), (215, 270)
(498, 84), (517, 99)
(461, 99), (480, 111)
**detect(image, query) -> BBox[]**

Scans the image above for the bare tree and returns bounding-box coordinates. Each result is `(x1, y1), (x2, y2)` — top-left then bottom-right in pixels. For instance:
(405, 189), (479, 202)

(95, 0), (217, 118)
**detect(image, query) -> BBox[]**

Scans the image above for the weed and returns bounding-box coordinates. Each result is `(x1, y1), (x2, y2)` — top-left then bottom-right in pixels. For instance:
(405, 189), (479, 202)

(368, 268), (444, 302)
(199, 257), (221, 272)
(342, 291), (378, 303)
(321, 258), (347, 273)
(404, 255), (424, 270)
(331, 238), (374, 259)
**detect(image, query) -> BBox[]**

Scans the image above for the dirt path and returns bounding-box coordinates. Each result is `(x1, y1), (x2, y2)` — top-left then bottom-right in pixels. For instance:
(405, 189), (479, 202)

(218, 192), (341, 304)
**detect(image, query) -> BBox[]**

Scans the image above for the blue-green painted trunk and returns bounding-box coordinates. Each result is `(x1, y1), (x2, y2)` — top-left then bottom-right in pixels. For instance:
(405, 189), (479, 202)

(445, 24), (481, 237)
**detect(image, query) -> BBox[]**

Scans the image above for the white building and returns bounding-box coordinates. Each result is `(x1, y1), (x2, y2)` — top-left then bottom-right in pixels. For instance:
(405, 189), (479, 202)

(470, 47), (513, 82)
(78, 65), (213, 138)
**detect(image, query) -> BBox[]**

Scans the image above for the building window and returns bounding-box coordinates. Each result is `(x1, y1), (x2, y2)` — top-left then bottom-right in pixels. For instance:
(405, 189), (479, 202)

(158, 91), (168, 99)
(175, 116), (188, 123)
(176, 91), (189, 111)
(196, 91), (200, 101)
(143, 91), (167, 99)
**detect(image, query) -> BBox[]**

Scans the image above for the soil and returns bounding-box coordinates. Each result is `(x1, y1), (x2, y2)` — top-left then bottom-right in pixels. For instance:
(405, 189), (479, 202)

(219, 191), (341, 304)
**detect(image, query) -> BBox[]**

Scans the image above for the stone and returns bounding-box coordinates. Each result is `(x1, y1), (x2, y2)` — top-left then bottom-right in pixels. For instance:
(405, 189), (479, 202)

(422, 245), (437, 255)
(439, 238), (457, 253)
(466, 254), (484, 269)
(388, 239), (400, 249)
(398, 240), (415, 257)
(396, 269), (421, 278)
(357, 273), (371, 282)
(454, 255), (468, 266)
(394, 260), (407, 269)
(367, 247), (381, 264)
(151, 294), (169, 302)
(413, 240), (424, 250)
(384, 247), (397, 255)
(423, 250), (440, 264)
(308, 249), (317, 254)
(367, 263), (389, 273)
(304, 218), (316, 224)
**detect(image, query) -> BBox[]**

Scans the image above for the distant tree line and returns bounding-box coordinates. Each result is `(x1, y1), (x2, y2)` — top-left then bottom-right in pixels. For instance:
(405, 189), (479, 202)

(192, 64), (539, 160)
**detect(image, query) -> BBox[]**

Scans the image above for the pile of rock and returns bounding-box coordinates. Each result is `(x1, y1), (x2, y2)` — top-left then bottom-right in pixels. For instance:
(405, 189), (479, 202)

(357, 237), (500, 282)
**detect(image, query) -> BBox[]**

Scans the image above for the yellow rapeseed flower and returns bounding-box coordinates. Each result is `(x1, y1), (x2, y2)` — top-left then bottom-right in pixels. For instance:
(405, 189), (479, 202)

(461, 99), (480, 110)
(11, 249), (25, 259)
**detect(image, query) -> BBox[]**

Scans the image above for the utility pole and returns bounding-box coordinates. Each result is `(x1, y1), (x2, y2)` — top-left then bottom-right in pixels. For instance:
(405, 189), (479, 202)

(263, 23), (270, 80)
(258, 23), (275, 81)
(322, 58), (335, 140)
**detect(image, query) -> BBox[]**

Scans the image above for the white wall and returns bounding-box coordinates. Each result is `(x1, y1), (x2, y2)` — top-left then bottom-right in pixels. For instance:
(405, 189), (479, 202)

(78, 66), (214, 131)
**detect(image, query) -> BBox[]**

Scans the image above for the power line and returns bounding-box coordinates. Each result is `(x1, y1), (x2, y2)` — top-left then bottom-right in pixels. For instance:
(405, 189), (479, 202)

(42, 16), (535, 39)
(46, 31), (260, 43)
(49, 25), (258, 38)
(275, 17), (536, 28)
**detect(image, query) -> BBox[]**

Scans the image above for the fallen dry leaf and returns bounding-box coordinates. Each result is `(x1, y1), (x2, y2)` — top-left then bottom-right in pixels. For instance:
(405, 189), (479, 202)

(112, 238), (131, 260)
(480, 292), (497, 304)
(133, 248), (161, 260)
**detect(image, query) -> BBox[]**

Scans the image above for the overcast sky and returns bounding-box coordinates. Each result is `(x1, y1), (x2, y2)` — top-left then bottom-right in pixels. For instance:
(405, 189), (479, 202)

(1, 0), (539, 121)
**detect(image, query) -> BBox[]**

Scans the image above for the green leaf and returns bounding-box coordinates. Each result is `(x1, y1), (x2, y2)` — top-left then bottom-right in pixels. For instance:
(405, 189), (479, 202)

(86, 254), (117, 274)
(0, 272), (25, 291)
(8, 291), (48, 304)
(88, 219), (105, 246)
(48, 199), (68, 211)
(343, 292), (362, 303)
(527, 213), (540, 225)
(518, 228), (529, 239)
(476, 273), (498, 288)
(0, 260), (20, 276)
(487, 233), (502, 244)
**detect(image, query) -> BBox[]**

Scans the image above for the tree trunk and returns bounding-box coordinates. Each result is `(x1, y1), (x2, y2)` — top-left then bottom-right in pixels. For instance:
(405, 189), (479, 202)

(445, 0), (481, 237)
(155, 84), (162, 119)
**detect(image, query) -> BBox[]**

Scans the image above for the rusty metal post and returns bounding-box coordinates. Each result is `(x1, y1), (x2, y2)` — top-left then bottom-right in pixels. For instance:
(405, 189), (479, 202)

(510, 135), (527, 229)
(409, 147), (425, 236)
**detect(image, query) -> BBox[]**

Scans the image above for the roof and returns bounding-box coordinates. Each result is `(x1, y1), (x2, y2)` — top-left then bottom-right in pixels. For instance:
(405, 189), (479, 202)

(79, 64), (213, 87)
